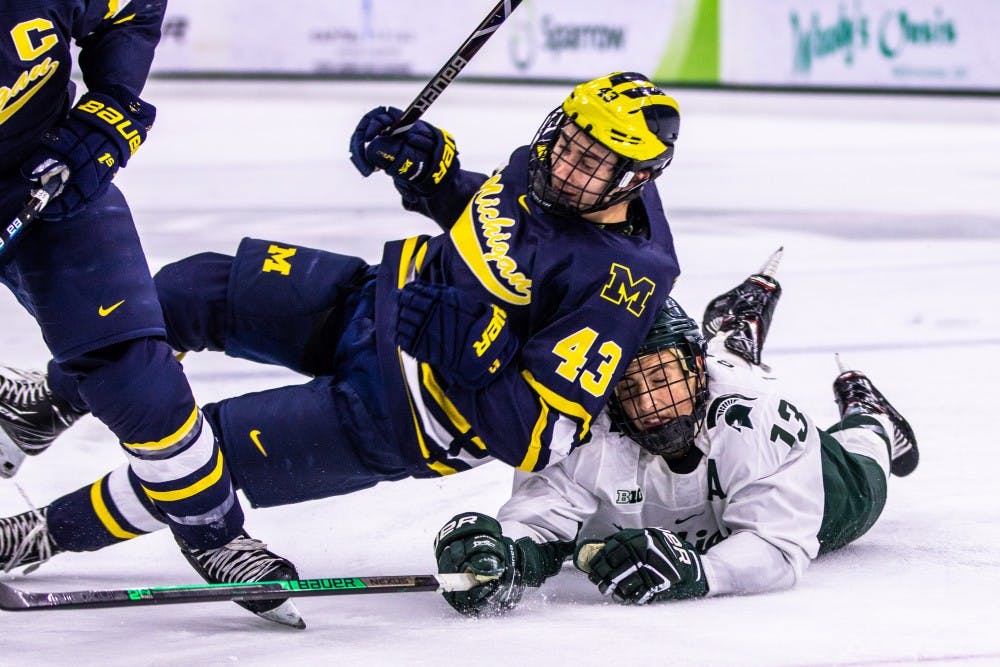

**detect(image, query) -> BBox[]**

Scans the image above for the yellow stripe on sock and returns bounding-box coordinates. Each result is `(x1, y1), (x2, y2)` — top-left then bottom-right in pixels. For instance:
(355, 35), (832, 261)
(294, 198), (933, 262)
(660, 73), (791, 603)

(141, 450), (225, 502)
(124, 406), (199, 452)
(90, 477), (139, 540)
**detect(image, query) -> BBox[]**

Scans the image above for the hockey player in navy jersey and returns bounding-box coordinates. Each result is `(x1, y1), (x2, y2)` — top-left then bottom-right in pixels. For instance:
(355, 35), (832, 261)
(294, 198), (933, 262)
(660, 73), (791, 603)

(433, 259), (919, 616)
(0, 0), (299, 626)
(0, 73), (682, 618)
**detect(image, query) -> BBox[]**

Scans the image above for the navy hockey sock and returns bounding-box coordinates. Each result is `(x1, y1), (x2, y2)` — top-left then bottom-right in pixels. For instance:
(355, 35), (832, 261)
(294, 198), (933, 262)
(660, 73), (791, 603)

(47, 467), (165, 551)
(62, 337), (244, 549)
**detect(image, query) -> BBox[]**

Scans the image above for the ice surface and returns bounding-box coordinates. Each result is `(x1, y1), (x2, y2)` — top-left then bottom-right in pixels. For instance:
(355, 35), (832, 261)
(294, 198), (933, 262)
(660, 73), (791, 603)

(2, 80), (999, 666)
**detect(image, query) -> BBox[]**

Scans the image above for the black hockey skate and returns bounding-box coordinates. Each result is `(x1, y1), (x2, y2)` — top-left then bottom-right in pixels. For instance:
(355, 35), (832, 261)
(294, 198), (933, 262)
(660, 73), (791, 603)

(1, 507), (63, 574)
(178, 532), (305, 628)
(702, 247), (783, 367)
(0, 366), (88, 478)
(833, 358), (918, 477)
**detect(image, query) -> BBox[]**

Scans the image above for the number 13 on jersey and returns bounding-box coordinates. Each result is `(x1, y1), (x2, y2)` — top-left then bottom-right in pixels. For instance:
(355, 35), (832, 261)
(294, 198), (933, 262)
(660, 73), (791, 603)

(552, 328), (623, 397)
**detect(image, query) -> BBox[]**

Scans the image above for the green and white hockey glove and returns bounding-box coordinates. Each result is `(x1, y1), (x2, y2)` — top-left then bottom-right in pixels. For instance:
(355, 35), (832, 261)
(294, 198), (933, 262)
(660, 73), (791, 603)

(580, 528), (708, 605)
(434, 513), (557, 617)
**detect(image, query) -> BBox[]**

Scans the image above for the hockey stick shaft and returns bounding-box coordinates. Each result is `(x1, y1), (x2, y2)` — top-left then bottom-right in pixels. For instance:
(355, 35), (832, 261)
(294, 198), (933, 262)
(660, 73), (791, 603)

(0, 573), (486, 612)
(0, 178), (62, 266)
(388, 0), (523, 135)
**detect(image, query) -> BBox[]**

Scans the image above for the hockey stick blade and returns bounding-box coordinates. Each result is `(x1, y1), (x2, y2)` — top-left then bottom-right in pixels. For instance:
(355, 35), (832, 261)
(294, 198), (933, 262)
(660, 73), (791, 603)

(0, 179), (62, 266)
(389, 0), (523, 135)
(0, 573), (490, 613)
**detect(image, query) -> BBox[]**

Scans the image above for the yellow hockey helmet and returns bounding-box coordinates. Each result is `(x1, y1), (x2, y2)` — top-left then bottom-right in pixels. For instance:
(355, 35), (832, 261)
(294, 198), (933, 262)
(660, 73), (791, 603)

(528, 72), (681, 216)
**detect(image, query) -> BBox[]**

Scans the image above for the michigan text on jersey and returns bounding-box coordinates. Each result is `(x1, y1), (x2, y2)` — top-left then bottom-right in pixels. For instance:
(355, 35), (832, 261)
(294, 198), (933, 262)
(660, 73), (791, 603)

(450, 171), (532, 305)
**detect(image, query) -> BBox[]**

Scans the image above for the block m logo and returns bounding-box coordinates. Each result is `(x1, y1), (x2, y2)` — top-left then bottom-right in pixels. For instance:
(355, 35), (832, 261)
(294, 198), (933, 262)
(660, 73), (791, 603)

(600, 263), (656, 317)
(262, 244), (297, 276)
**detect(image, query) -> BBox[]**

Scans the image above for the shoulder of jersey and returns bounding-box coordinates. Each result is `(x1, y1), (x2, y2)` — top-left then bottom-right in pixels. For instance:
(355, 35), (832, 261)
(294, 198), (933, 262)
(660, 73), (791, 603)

(703, 369), (783, 447)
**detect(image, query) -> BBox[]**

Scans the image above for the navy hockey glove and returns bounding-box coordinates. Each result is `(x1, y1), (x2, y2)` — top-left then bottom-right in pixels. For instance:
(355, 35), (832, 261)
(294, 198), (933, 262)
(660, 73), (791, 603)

(349, 106), (459, 195)
(435, 513), (560, 617)
(394, 280), (518, 389)
(702, 254), (782, 366)
(22, 87), (155, 221)
(581, 528), (708, 604)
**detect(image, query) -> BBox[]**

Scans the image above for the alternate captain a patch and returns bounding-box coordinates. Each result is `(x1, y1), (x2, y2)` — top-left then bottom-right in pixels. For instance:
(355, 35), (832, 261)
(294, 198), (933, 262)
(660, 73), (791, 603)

(707, 393), (756, 432)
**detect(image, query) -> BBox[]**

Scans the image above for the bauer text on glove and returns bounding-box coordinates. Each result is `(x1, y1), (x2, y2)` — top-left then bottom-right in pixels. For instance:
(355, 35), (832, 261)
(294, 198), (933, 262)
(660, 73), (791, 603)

(583, 528), (708, 604)
(21, 87), (155, 221)
(394, 281), (518, 389)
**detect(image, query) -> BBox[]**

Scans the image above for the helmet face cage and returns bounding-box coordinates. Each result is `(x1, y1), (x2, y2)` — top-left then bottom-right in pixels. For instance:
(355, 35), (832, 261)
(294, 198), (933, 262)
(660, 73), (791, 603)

(527, 109), (643, 217)
(609, 347), (708, 459)
(608, 297), (708, 460)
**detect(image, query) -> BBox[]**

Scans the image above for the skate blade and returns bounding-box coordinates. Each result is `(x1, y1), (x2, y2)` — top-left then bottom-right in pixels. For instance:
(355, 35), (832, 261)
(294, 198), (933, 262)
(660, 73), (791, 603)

(757, 246), (783, 279)
(254, 599), (306, 629)
(834, 353), (851, 375)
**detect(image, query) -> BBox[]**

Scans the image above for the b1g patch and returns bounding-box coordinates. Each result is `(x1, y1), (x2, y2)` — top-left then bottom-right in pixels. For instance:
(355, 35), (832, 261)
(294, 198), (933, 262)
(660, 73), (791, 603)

(615, 488), (644, 504)
(707, 394), (757, 432)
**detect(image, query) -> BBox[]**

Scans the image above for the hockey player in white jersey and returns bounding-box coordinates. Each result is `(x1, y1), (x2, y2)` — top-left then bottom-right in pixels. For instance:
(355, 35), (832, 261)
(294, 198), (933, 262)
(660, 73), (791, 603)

(434, 251), (919, 614)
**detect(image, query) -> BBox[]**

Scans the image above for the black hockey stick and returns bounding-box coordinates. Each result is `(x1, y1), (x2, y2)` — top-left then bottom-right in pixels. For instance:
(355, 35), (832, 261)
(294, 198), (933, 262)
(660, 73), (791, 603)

(0, 572), (490, 612)
(0, 178), (62, 267)
(388, 0), (523, 135)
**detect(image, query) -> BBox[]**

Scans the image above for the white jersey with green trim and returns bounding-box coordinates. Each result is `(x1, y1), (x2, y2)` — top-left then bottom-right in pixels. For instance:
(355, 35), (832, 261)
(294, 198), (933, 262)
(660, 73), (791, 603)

(497, 337), (828, 597)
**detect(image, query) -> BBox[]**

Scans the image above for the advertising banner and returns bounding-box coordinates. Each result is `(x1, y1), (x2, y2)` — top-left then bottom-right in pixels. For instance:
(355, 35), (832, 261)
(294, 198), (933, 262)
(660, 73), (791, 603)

(152, 0), (1000, 92)
(721, 0), (1000, 90)
(152, 0), (720, 83)
(154, 0), (431, 75)
(457, 0), (718, 84)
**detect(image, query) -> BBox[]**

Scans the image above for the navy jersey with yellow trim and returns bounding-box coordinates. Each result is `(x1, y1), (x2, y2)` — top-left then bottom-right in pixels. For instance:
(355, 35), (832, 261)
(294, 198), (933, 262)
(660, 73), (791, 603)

(375, 146), (679, 476)
(0, 0), (165, 173)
